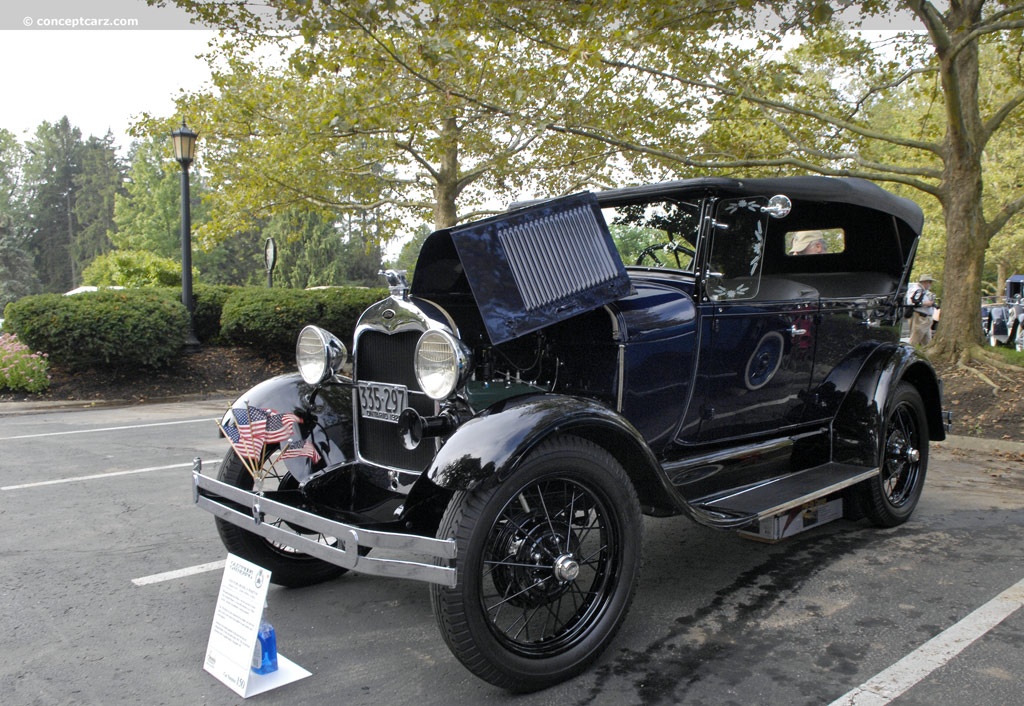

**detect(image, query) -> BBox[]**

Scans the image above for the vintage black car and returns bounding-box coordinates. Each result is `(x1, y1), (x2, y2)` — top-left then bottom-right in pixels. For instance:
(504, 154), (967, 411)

(193, 176), (949, 691)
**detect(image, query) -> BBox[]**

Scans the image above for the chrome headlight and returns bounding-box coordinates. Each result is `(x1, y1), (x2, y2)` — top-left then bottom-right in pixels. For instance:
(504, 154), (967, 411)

(414, 329), (472, 400)
(296, 325), (348, 385)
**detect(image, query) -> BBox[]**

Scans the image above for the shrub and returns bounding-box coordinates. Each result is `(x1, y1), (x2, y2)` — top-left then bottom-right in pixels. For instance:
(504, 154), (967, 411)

(0, 332), (50, 393)
(154, 284), (237, 345)
(82, 249), (186, 288)
(220, 286), (387, 357)
(3, 290), (187, 370)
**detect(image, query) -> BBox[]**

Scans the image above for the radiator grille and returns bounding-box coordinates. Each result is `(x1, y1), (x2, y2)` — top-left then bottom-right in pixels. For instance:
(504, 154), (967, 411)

(355, 330), (436, 472)
(449, 192), (630, 344)
(498, 206), (623, 311)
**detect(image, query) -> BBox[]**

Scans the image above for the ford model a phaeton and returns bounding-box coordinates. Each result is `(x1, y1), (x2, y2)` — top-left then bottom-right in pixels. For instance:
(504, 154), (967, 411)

(193, 176), (948, 691)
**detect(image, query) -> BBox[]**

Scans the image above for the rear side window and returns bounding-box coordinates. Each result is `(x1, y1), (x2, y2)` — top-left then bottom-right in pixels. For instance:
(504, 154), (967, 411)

(785, 228), (846, 257)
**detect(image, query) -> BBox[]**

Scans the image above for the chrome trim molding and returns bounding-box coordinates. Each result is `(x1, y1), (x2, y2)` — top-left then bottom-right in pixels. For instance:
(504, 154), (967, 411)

(193, 470), (457, 587)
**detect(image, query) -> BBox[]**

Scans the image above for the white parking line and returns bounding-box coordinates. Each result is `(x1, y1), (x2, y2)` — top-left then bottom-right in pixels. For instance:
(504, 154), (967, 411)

(829, 577), (1024, 705)
(0, 417), (217, 441)
(0, 460), (220, 491)
(132, 560), (227, 586)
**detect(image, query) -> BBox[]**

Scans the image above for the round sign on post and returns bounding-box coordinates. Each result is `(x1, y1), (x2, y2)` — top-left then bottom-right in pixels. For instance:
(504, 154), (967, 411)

(264, 237), (277, 287)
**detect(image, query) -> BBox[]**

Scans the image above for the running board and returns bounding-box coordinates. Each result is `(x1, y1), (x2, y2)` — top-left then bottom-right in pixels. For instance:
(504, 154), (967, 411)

(695, 462), (878, 520)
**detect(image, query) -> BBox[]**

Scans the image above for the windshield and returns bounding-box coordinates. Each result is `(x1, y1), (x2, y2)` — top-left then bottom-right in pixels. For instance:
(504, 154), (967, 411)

(602, 200), (700, 272)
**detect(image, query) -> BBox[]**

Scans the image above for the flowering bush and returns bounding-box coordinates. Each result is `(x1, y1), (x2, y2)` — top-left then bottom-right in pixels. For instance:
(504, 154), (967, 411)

(0, 333), (50, 393)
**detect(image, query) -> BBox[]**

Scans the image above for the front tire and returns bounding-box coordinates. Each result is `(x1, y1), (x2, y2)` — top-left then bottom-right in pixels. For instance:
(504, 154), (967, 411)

(431, 436), (642, 691)
(859, 383), (928, 527)
(215, 448), (348, 587)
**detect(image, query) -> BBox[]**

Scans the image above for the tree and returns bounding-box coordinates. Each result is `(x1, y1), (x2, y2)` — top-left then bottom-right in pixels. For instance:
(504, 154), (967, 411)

(112, 137), (196, 258)
(264, 209), (384, 289)
(147, 0), (619, 244)
(395, 1), (1022, 365)
(23, 117), (84, 292)
(537, 2), (1024, 365)
(73, 131), (123, 270)
(0, 129), (38, 309)
(158, 1), (1024, 365)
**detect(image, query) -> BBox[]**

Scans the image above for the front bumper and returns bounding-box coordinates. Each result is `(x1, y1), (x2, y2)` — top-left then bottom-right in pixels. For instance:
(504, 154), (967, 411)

(191, 459), (457, 588)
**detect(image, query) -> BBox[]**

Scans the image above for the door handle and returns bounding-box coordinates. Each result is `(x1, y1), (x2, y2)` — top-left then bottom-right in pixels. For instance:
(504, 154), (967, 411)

(789, 325), (807, 336)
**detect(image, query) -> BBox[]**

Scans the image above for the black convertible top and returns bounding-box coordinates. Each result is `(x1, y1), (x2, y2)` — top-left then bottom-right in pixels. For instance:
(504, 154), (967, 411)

(594, 176), (925, 235)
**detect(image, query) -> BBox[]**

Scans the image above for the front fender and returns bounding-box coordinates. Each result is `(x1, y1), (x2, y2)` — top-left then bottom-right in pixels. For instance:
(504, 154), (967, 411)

(831, 343), (944, 467)
(225, 373), (355, 479)
(425, 394), (678, 513)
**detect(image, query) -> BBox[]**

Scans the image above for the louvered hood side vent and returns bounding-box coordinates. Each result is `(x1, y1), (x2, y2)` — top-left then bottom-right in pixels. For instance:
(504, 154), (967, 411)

(450, 192), (630, 344)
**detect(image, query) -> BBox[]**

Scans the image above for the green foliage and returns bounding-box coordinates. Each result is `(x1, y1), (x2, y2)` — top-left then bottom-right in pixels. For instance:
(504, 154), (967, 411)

(140, 0), (617, 252)
(3, 290), (187, 370)
(387, 224), (432, 280)
(82, 249), (185, 287)
(0, 232), (39, 310)
(22, 117), (84, 293)
(111, 136), (211, 257)
(156, 283), (238, 344)
(72, 132), (122, 268)
(14, 117), (126, 294)
(220, 286), (387, 356)
(0, 332), (50, 393)
(1, 130), (39, 309)
(992, 346), (1024, 368)
(265, 209), (385, 289)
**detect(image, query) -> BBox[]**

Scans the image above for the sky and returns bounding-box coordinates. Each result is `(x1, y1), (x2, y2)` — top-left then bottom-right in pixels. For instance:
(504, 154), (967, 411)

(0, 0), (218, 151)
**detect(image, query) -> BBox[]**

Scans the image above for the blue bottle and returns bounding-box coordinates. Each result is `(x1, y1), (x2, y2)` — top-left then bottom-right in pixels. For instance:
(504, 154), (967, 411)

(251, 614), (278, 675)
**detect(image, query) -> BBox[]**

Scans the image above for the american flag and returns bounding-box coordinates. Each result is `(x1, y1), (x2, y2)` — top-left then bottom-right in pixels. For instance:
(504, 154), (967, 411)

(264, 410), (302, 444)
(278, 438), (321, 464)
(221, 412), (262, 460)
(242, 406), (268, 438)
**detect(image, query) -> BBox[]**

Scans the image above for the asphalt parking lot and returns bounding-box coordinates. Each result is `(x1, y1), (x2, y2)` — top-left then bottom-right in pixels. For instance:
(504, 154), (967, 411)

(2, 400), (1022, 705)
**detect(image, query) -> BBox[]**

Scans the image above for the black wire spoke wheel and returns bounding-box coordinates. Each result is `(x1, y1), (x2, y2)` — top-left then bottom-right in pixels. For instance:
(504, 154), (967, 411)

(431, 436), (642, 692)
(215, 447), (348, 587)
(483, 477), (613, 654)
(859, 383), (929, 527)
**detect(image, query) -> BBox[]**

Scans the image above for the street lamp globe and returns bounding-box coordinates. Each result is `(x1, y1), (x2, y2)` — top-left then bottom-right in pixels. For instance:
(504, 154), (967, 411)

(171, 120), (198, 166)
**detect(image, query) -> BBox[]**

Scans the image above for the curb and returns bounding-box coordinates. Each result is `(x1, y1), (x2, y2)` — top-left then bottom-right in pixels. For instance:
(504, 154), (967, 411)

(0, 392), (238, 417)
(936, 434), (1024, 455)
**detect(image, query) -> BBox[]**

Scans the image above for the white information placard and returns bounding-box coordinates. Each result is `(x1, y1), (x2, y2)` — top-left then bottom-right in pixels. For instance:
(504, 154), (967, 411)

(203, 553), (311, 697)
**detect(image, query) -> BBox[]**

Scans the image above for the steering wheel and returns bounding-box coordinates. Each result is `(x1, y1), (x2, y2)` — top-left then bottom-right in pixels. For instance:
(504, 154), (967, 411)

(635, 240), (696, 268)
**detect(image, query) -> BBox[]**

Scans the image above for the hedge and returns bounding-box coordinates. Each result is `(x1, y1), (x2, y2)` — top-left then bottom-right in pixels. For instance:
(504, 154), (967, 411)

(3, 290), (187, 370)
(154, 284), (237, 345)
(219, 286), (387, 357)
(2, 285), (389, 371)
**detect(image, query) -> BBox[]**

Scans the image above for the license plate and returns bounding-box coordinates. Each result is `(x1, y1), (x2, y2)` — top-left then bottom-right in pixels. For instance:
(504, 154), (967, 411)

(358, 381), (408, 423)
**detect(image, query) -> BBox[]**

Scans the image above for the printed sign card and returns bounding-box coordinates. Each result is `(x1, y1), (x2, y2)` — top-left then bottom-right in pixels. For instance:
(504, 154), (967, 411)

(203, 553), (311, 697)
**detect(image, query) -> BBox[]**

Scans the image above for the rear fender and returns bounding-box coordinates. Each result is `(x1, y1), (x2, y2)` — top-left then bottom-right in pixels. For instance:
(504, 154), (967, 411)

(424, 394), (680, 515)
(224, 373), (354, 480)
(831, 343), (945, 467)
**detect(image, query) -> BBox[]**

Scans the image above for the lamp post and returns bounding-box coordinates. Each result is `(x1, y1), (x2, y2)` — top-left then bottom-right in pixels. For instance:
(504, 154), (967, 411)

(171, 120), (201, 351)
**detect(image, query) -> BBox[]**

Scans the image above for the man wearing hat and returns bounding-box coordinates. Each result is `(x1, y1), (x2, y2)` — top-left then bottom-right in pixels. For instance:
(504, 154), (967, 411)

(789, 230), (827, 255)
(907, 273), (937, 345)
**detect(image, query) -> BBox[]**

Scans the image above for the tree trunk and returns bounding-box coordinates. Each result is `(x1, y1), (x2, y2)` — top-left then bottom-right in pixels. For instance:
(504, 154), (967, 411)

(921, 0), (989, 365)
(931, 180), (987, 363)
(433, 117), (460, 229)
(995, 261), (1007, 302)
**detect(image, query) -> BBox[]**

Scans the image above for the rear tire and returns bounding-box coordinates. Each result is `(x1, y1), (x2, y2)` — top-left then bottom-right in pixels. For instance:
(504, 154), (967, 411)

(215, 448), (348, 587)
(858, 383), (928, 527)
(431, 436), (642, 691)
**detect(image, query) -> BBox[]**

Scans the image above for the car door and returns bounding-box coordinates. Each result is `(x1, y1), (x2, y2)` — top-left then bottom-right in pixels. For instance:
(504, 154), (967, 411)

(693, 197), (818, 442)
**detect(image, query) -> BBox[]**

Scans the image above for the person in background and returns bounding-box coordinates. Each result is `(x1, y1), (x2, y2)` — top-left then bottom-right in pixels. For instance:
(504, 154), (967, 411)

(788, 230), (827, 255)
(907, 273), (938, 345)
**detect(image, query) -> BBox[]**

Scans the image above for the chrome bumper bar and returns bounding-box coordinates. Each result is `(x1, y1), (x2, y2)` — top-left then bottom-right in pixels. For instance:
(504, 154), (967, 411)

(191, 459), (457, 588)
